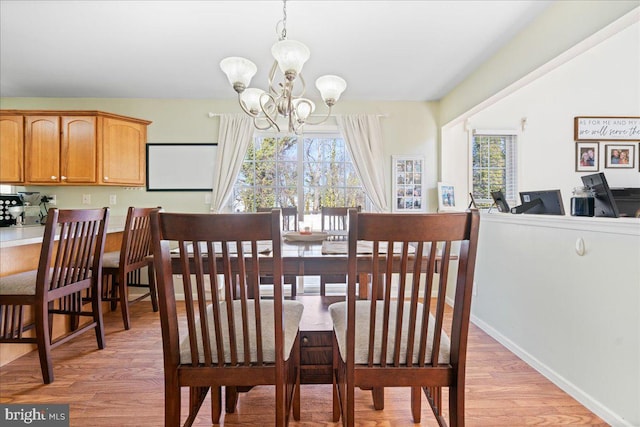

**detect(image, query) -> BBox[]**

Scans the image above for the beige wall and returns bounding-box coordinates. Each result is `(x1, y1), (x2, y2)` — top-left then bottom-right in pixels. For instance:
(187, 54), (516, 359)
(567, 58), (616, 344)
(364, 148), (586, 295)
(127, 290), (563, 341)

(0, 98), (438, 215)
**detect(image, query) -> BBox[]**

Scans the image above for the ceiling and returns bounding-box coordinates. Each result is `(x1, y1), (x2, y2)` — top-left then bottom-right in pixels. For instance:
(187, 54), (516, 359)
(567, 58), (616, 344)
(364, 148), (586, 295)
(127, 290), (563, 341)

(0, 0), (553, 102)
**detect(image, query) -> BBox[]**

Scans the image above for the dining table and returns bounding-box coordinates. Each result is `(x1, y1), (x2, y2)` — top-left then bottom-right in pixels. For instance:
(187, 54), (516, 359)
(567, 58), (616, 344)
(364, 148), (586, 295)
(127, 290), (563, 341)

(168, 230), (451, 300)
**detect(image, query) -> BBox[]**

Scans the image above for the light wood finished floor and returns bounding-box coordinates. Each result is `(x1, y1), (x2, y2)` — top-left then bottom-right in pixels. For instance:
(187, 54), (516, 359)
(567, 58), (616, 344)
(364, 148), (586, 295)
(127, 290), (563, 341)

(0, 301), (607, 426)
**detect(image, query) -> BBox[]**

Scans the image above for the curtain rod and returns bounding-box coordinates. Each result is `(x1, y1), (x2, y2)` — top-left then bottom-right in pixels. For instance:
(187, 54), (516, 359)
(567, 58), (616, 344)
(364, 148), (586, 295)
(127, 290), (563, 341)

(208, 112), (388, 118)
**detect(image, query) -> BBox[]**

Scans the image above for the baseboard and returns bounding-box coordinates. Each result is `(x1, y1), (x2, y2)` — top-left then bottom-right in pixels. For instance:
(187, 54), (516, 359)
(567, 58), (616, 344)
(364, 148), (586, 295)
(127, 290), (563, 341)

(470, 313), (631, 427)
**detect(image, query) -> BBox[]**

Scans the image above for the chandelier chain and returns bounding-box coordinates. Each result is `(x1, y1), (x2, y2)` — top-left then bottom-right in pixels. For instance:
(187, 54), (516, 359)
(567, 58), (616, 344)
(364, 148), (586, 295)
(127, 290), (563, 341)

(279, 0), (288, 41)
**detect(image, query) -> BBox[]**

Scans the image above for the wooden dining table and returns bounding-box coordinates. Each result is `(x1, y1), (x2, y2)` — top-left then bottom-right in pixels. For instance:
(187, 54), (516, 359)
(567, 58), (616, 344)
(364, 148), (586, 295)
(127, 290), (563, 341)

(168, 232), (450, 300)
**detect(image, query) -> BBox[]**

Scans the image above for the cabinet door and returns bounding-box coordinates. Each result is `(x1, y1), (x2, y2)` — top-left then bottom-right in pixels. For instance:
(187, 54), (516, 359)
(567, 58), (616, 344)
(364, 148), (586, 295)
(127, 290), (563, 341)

(61, 116), (97, 183)
(25, 116), (60, 184)
(0, 116), (24, 183)
(102, 117), (146, 185)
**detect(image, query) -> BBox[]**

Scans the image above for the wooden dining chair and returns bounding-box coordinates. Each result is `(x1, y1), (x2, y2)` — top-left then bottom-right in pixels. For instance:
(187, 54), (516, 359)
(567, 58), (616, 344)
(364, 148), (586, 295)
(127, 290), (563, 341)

(101, 206), (160, 330)
(330, 209), (480, 426)
(150, 209), (304, 426)
(257, 206), (298, 297)
(320, 206), (360, 295)
(0, 207), (110, 384)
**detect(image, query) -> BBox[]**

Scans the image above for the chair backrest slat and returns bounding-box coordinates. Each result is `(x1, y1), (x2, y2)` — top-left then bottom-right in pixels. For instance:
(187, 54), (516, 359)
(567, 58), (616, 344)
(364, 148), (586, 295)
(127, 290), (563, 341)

(257, 206), (298, 231)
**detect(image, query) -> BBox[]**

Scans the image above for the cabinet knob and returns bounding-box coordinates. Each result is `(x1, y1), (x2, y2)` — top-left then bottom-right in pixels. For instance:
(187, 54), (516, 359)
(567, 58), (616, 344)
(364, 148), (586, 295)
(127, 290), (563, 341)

(302, 336), (309, 344)
(104, 176), (109, 181)
(51, 176), (57, 180)
(61, 176), (67, 180)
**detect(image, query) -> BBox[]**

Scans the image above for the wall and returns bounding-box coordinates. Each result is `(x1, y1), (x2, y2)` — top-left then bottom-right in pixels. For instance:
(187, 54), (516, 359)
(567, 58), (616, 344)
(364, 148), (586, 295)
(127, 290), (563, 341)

(0, 99), (438, 215)
(439, 0), (639, 125)
(474, 214), (640, 426)
(439, 10), (640, 426)
(441, 14), (640, 209)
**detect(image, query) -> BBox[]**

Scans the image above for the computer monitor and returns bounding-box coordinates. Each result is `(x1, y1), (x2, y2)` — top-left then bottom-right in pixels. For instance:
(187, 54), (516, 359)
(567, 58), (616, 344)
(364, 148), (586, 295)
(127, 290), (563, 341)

(610, 188), (640, 217)
(513, 190), (565, 215)
(490, 191), (510, 213)
(581, 172), (619, 218)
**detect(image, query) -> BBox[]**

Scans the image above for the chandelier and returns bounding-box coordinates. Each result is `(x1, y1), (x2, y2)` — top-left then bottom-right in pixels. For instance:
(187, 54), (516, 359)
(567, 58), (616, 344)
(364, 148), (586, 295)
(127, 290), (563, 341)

(220, 0), (347, 134)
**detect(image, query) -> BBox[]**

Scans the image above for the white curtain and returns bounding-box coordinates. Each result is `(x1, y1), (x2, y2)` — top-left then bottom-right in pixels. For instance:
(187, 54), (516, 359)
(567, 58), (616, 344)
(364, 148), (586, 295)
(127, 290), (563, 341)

(210, 114), (254, 212)
(337, 114), (389, 212)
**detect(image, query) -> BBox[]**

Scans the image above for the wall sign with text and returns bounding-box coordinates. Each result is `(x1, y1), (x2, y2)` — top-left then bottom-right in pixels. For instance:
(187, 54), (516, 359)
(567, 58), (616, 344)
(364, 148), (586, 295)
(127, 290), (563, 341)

(574, 116), (640, 141)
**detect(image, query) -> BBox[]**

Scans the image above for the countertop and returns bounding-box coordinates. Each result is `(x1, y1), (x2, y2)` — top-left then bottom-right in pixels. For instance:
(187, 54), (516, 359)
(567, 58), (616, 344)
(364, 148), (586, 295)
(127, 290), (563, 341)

(0, 216), (125, 249)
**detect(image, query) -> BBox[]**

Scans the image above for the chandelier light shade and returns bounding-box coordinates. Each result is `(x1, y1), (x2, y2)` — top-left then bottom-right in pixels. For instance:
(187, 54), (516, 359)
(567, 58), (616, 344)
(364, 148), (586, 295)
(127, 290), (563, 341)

(219, 0), (346, 134)
(219, 57), (257, 92)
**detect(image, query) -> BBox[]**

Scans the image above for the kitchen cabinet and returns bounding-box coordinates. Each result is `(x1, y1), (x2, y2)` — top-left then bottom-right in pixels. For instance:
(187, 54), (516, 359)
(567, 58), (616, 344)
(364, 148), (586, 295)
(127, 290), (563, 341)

(0, 115), (24, 183)
(25, 115), (97, 184)
(101, 117), (146, 186)
(0, 110), (151, 186)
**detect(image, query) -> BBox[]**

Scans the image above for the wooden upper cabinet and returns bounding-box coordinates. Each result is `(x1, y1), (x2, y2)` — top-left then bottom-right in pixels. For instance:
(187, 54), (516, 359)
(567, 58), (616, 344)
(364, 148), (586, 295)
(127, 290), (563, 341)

(61, 116), (97, 183)
(25, 116), (97, 184)
(0, 110), (151, 186)
(25, 116), (62, 183)
(0, 115), (24, 183)
(101, 117), (146, 185)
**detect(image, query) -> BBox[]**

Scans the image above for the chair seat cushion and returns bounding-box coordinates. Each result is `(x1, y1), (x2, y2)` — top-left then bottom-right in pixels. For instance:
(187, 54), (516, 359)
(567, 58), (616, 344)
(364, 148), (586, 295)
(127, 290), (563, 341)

(329, 300), (450, 365)
(102, 251), (121, 269)
(0, 270), (38, 295)
(179, 299), (304, 365)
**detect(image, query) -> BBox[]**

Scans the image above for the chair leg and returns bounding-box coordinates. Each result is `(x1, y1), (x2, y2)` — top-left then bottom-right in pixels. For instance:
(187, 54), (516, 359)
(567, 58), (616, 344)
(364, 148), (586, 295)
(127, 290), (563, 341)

(372, 387), (384, 410)
(275, 382), (286, 427)
(411, 386), (421, 422)
(449, 385), (463, 427)
(293, 344), (300, 421)
(107, 274), (118, 311)
(118, 273), (131, 330)
(165, 381), (181, 427)
(147, 262), (159, 312)
(92, 283), (106, 349)
(211, 386), (222, 424)
(225, 386), (238, 413)
(35, 302), (53, 384)
(320, 276), (326, 296)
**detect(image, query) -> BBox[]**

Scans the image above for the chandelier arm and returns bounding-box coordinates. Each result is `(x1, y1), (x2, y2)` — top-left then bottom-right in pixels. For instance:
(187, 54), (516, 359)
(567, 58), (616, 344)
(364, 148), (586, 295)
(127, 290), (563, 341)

(300, 106), (334, 126)
(290, 73), (306, 99)
(253, 116), (279, 132)
(267, 61), (281, 96)
(259, 92), (282, 132)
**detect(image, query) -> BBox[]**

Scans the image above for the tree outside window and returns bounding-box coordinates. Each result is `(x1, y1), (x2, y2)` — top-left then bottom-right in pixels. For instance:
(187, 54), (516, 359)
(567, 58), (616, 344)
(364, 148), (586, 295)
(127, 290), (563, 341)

(232, 134), (367, 222)
(471, 134), (517, 208)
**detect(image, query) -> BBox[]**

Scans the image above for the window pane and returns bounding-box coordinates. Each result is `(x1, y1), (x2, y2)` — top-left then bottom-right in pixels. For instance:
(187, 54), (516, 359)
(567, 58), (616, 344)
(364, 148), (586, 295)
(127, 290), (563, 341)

(471, 133), (517, 207)
(233, 134), (368, 213)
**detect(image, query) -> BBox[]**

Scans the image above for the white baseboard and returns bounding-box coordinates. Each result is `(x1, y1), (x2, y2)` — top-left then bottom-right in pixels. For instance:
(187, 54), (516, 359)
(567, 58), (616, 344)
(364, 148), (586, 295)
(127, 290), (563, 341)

(470, 313), (631, 427)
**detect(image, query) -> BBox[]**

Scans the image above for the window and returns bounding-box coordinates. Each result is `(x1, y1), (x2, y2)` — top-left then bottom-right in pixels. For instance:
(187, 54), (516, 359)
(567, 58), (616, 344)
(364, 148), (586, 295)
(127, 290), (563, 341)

(232, 134), (367, 221)
(471, 132), (517, 208)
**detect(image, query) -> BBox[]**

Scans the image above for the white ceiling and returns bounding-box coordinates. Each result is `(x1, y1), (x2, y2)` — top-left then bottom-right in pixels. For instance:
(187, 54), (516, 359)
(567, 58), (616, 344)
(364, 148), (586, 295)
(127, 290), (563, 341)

(0, 0), (553, 102)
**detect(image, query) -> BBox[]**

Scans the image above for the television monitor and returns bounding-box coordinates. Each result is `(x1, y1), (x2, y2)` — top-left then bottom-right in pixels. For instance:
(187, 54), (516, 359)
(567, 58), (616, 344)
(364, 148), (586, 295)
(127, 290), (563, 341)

(490, 191), (510, 213)
(513, 190), (565, 215)
(581, 173), (619, 218)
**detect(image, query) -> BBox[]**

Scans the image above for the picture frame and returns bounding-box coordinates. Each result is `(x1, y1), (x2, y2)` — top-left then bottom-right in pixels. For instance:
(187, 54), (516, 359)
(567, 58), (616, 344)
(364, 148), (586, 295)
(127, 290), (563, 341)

(575, 142), (599, 172)
(574, 116), (640, 141)
(604, 144), (635, 169)
(392, 155), (425, 212)
(437, 182), (456, 212)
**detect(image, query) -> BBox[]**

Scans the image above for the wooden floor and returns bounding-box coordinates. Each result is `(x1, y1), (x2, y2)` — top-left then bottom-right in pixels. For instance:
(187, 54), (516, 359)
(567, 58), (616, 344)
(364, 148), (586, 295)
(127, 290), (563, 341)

(0, 300), (607, 426)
